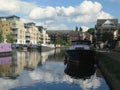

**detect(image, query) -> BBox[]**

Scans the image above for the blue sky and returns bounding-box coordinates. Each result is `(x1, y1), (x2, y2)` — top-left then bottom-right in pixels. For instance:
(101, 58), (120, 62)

(0, 0), (120, 31)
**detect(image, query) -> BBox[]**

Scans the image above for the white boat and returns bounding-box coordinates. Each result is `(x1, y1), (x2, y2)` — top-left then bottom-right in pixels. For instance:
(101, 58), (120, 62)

(41, 44), (55, 51)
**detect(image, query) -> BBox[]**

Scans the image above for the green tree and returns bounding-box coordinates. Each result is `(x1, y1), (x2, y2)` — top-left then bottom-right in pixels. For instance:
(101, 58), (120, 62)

(102, 32), (116, 49)
(79, 27), (83, 33)
(0, 28), (3, 42)
(6, 33), (14, 43)
(102, 32), (113, 42)
(75, 26), (78, 31)
(56, 38), (70, 45)
(87, 28), (95, 35)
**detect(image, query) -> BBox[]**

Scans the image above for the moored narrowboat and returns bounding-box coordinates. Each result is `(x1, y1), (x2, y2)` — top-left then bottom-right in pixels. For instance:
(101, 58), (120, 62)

(64, 40), (95, 65)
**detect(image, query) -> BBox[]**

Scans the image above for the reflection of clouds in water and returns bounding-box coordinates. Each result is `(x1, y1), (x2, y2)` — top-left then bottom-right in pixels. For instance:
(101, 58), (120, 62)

(29, 62), (66, 83)
(0, 67), (101, 90)
(0, 79), (16, 90)
(65, 73), (101, 90)
(40, 50), (55, 64)
(0, 71), (35, 90)
(29, 62), (101, 90)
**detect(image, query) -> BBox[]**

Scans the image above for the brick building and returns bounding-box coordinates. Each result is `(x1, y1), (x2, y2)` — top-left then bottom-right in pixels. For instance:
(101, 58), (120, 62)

(47, 30), (93, 44)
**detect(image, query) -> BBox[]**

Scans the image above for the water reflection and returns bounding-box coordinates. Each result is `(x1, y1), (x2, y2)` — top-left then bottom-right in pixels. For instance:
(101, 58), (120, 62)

(64, 58), (101, 90)
(65, 70), (101, 90)
(0, 49), (109, 90)
(64, 58), (96, 79)
(0, 51), (41, 79)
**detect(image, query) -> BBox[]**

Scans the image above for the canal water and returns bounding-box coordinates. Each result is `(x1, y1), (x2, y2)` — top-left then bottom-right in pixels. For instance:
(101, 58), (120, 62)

(0, 48), (109, 90)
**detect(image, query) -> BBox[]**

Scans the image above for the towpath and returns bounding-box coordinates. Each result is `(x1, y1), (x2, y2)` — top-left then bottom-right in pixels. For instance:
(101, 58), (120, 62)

(99, 50), (120, 62)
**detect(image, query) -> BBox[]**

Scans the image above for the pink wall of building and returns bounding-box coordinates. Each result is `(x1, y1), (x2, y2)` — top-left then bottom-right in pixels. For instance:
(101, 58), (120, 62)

(0, 43), (12, 53)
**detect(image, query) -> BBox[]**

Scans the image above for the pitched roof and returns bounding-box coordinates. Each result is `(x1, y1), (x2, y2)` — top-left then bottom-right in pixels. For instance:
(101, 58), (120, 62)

(96, 19), (118, 26)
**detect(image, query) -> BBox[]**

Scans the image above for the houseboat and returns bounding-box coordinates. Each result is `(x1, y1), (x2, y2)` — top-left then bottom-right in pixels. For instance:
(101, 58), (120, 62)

(0, 43), (12, 56)
(64, 40), (95, 65)
(64, 40), (95, 78)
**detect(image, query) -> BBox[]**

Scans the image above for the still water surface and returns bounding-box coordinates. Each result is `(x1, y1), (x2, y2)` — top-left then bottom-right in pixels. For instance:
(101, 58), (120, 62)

(0, 48), (109, 90)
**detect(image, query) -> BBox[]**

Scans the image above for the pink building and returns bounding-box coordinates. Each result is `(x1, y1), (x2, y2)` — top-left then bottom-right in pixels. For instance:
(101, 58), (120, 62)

(0, 43), (12, 53)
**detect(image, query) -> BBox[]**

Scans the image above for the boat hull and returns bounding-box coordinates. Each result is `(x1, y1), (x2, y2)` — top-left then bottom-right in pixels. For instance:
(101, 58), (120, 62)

(64, 49), (96, 78)
(64, 49), (95, 65)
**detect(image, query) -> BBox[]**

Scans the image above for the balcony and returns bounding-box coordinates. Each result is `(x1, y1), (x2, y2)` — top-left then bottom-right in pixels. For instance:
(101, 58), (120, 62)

(11, 25), (19, 29)
(26, 37), (30, 40)
(26, 33), (30, 36)
(12, 31), (18, 34)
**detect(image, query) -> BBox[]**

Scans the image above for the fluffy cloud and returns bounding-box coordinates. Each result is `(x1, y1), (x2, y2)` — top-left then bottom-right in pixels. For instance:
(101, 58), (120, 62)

(29, 6), (57, 19)
(76, 1), (102, 15)
(29, 0), (113, 24)
(96, 11), (114, 19)
(0, 0), (37, 14)
(81, 26), (89, 32)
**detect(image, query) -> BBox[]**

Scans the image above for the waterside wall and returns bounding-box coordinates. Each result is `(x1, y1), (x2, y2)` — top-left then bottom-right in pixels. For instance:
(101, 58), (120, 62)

(96, 51), (120, 90)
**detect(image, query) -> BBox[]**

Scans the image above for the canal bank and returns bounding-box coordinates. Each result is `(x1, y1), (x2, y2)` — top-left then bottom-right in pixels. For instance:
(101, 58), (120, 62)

(96, 51), (120, 90)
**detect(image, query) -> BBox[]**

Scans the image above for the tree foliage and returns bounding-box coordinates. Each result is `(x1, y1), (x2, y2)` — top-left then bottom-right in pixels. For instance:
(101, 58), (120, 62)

(87, 28), (95, 35)
(0, 28), (3, 42)
(79, 27), (83, 33)
(75, 26), (78, 31)
(102, 32), (116, 48)
(56, 38), (70, 45)
(6, 33), (14, 43)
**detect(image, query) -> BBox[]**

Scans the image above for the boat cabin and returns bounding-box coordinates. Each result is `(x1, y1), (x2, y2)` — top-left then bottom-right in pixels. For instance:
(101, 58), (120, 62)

(69, 40), (92, 50)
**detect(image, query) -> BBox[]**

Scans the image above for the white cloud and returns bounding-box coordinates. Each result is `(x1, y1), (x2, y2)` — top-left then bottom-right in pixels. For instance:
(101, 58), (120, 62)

(29, 0), (113, 24)
(0, 0), (37, 14)
(81, 26), (89, 32)
(72, 15), (93, 23)
(76, 1), (102, 15)
(56, 6), (75, 17)
(96, 11), (114, 19)
(29, 6), (57, 19)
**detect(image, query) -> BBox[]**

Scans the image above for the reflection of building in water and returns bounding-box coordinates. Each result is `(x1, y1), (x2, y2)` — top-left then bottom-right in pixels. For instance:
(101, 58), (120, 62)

(40, 50), (55, 64)
(25, 51), (41, 70)
(0, 51), (41, 78)
(47, 48), (65, 62)
(13, 51), (26, 75)
(0, 56), (12, 77)
(0, 52), (26, 78)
